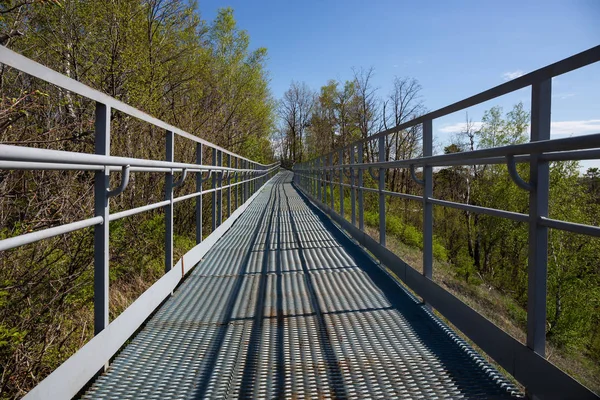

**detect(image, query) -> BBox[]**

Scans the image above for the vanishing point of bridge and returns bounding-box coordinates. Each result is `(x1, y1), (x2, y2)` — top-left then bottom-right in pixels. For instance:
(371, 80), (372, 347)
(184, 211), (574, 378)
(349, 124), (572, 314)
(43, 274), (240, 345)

(1, 46), (600, 399)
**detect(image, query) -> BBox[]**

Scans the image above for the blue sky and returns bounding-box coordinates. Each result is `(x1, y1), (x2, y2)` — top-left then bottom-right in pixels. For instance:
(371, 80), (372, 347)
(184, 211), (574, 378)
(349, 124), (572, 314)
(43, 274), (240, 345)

(200, 0), (600, 166)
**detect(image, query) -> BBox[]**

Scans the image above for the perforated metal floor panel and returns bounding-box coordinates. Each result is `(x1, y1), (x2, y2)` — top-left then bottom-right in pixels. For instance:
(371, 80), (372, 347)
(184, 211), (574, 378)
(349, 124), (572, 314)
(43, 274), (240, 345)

(82, 172), (522, 399)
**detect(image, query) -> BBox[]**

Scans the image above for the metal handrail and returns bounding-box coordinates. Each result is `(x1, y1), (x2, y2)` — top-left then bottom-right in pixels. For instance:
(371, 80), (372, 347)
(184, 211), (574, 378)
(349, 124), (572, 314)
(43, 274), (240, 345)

(0, 46), (270, 166)
(0, 144), (278, 172)
(0, 44), (281, 397)
(298, 134), (600, 170)
(342, 45), (600, 146)
(293, 45), (600, 400)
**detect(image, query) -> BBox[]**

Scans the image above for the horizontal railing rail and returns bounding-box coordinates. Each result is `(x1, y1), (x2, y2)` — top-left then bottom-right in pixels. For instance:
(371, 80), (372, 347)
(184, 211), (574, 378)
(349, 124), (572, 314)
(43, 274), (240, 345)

(0, 46), (280, 399)
(0, 46), (265, 165)
(293, 45), (600, 400)
(0, 144), (278, 172)
(344, 44), (600, 146)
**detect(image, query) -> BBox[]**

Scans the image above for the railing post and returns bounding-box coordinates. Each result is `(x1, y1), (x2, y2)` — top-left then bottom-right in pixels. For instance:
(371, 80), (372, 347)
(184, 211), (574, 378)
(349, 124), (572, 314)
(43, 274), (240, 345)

(317, 157), (322, 201)
(241, 160), (245, 203)
(227, 154), (231, 218)
(324, 157), (327, 205)
(165, 130), (174, 274)
(358, 142), (364, 231)
(329, 153), (334, 210)
(93, 102), (110, 336)
(304, 162), (308, 192)
(196, 143), (203, 244)
(249, 162), (253, 195)
(527, 79), (551, 357)
(321, 157), (326, 204)
(313, 160), (317, 197)
(339, 149), (344, 218)
(350, 145), (356, 226)
(217, 150), (223, 226)
(212, 148), (217, 231)
(249, 162), (253, 196)
(423, 119), (433, 281)
(244, 160), (248, 202)
(235, 157), (239, 209)
(310, 159), (314, 196)
(378, 136), (386, 246)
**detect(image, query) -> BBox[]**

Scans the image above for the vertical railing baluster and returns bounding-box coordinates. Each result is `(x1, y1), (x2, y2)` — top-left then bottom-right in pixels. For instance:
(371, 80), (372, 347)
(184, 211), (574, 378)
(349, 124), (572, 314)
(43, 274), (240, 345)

(378, 137), (386, 246)
(249, 162), (253, 196)
(423, 120), (433, 281)
(240, 159), (243, 205)
(310, 159), (314, 196)
(244, 160), (248, 202)
(227, 154), (231, 218)
(329, 153), (334, 210)
(339, 148), (344, 218)
(319, 157), (324, 204)
(165, 130), (174, 274)
(196, 143), (203, 244)
(350, 145), (356, 226)
(93, 102), (110, 336)
(317, 157), (322, 202)
(306, 160), (315, 196)
(212, 148), (217, 231)
(314, 159), (317, 197)
(235, 157), (239, 210)
(217, 150), (223, 226)
(527, 79), (551, 358)
(358, 142), (364, 231)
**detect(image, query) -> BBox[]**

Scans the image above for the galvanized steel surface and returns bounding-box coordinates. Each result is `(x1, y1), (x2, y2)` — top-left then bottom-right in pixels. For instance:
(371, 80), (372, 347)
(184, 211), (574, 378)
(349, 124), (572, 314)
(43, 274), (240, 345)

(83, 172), (521, 399)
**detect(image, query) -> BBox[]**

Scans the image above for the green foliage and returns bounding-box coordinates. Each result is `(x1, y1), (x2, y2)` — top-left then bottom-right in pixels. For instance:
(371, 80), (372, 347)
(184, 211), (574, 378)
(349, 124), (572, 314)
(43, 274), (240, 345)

(363, 210), (447, 261)
(454, 247), (477, 284)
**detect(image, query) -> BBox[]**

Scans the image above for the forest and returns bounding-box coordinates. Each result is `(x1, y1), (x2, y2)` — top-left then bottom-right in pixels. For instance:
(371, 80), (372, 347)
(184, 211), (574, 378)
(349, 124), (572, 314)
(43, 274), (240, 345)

(276, 73), (600, 392)
(0, 0), (275, 398)
(0, 0), (598, 398)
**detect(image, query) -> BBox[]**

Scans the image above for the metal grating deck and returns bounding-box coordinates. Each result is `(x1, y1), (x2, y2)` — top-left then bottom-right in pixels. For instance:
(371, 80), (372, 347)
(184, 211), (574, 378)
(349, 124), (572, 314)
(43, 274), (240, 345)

(82, 171), (522, 399)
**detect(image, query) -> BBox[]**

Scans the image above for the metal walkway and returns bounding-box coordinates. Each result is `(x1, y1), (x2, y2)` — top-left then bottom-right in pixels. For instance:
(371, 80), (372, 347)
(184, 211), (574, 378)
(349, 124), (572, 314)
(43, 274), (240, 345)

(83, 172), (520, 399)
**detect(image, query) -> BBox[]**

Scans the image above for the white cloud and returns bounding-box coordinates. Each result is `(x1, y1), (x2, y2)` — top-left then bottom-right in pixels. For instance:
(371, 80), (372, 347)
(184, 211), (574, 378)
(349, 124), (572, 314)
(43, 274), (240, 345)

(502, 70), (525, 81)
(438, 119), (600, 137)
(550, 119), (600, 136)
(553, 93), (575, 100)
(438, 121), (484, 134)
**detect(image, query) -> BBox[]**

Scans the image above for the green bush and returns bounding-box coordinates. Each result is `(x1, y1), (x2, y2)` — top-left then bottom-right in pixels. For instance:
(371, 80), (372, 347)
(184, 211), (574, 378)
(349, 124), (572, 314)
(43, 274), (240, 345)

(364, 210), (448, 262)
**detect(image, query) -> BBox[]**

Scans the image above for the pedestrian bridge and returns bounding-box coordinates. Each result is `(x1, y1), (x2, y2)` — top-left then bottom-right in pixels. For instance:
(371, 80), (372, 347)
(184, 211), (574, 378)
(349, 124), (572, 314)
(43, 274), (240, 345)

(82, 172), (521, 399)
(1, 46), (600, 399)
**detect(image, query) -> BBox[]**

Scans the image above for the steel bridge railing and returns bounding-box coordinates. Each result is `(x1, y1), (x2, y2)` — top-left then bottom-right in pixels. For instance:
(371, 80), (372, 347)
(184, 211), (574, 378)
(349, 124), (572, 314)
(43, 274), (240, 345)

(0, 46), (279, 399)
(294, 45), (600, 399)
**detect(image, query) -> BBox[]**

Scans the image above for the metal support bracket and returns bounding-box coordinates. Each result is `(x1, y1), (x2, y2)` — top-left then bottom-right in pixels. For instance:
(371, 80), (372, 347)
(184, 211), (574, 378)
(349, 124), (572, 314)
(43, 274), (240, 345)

(410, 164), (425, 186)
(202, 170), (213, 180)
(107, 165), (130, 197)
(172, 168), (188, 188)
(507, 155), (533, 191)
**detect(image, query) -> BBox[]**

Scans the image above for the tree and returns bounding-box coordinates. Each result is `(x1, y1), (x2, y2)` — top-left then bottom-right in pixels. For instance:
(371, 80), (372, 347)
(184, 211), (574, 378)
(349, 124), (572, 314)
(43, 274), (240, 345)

(352, 67), (379, 161)
(278, 81), (314, 164)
